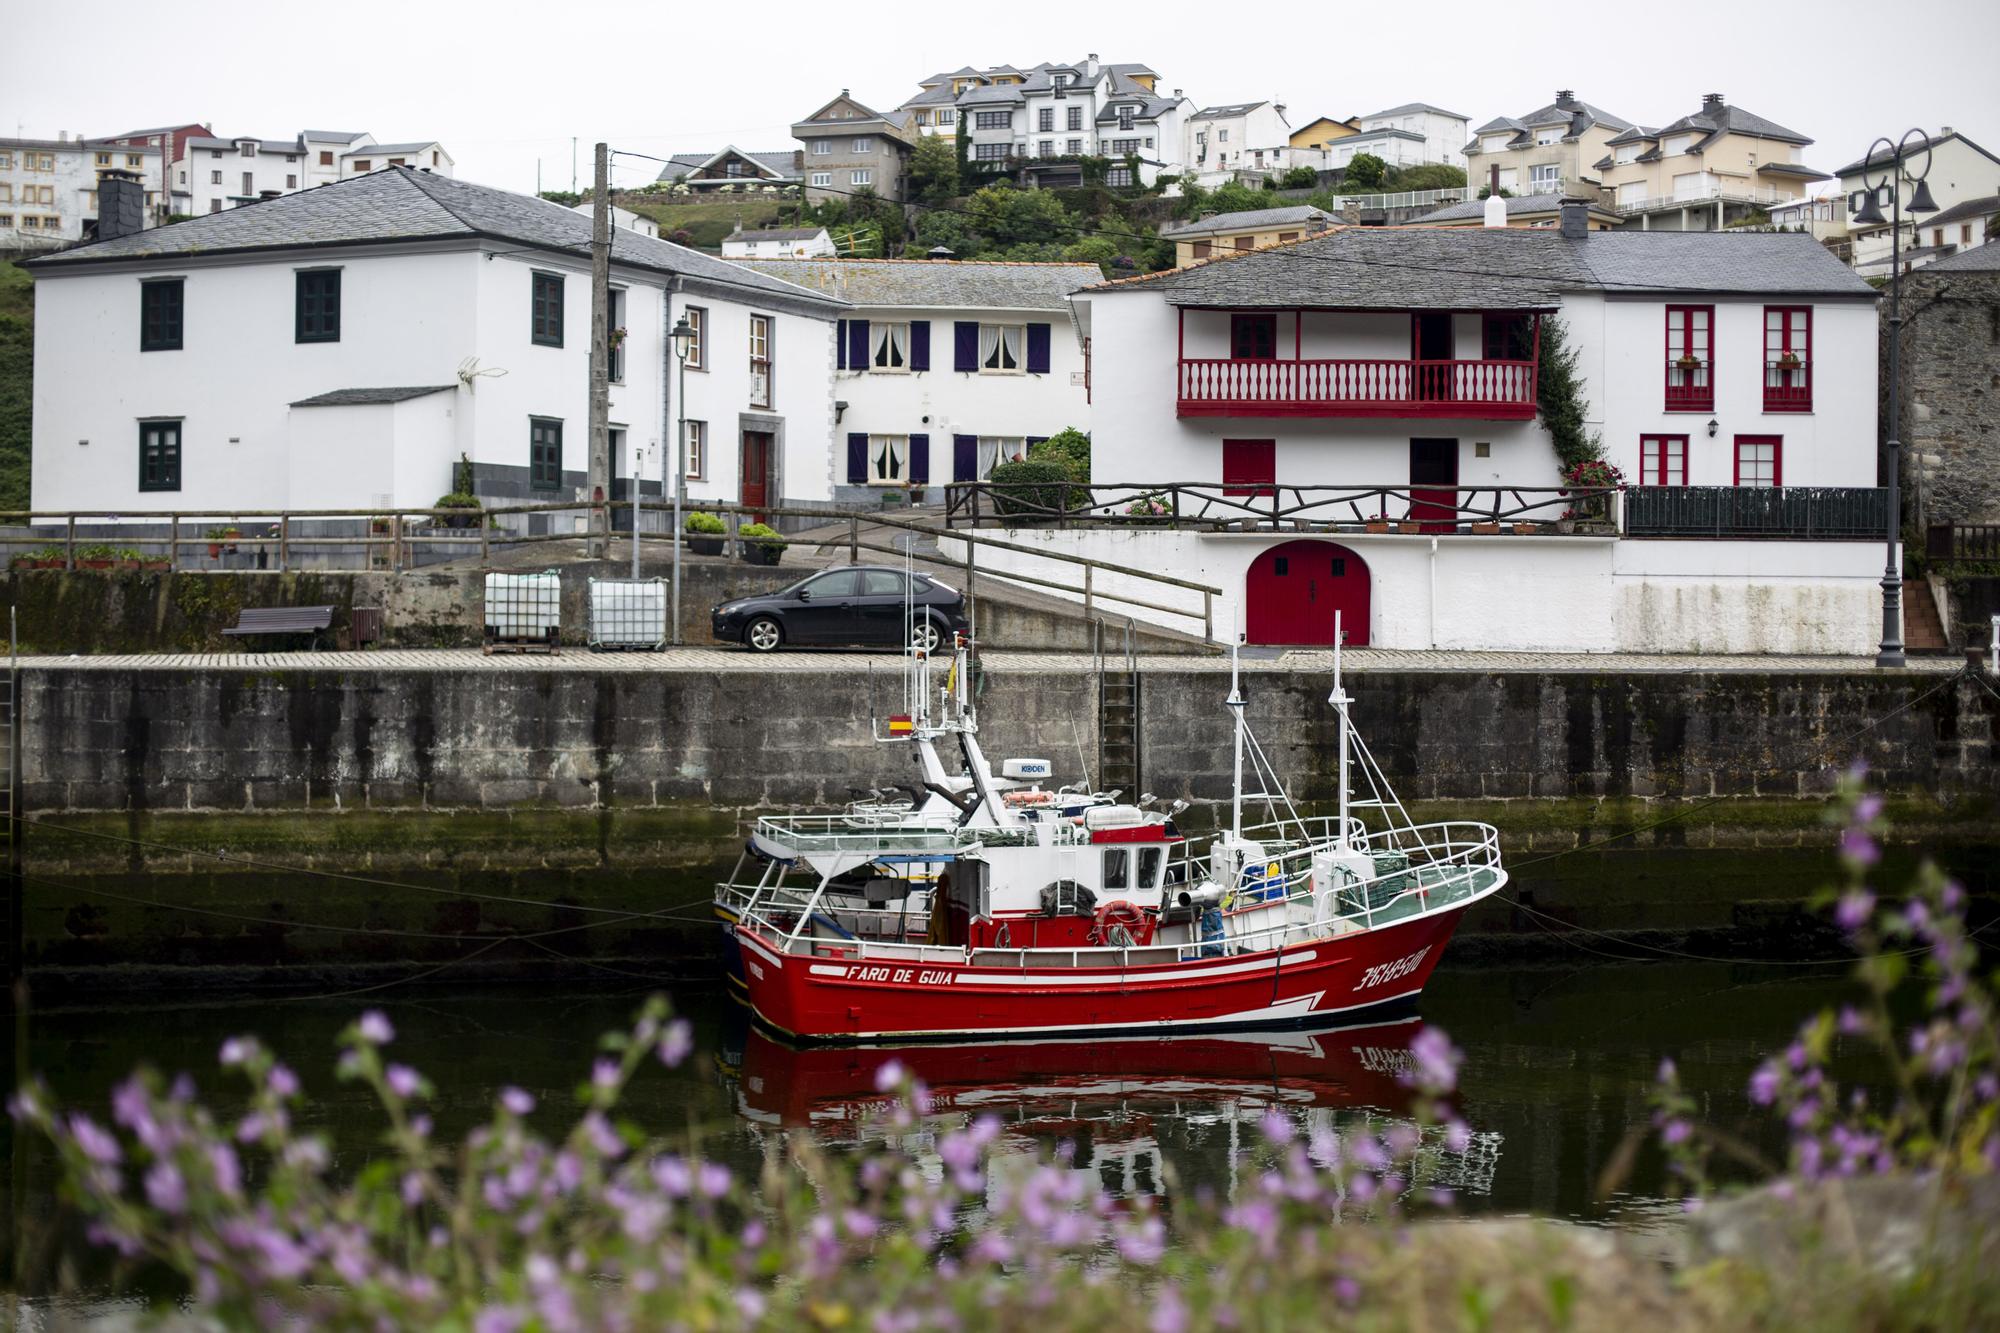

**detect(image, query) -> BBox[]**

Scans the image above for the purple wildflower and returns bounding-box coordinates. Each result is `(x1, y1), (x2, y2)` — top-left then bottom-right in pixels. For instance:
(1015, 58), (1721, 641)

(356, 1011), (394, 1045)
(385, 1065), (422, 1099)
(1662, 1119), (1692, 1146)
(1259, 1107), (1294, 1146)
(267, 1065), (299, 1099)
(501, 1087), (534, 1116)
(1150, 1282), (1189, 1333)
(1407, 1027), (1461, 1092)
(873, 1059), (907, 1092)
(218, 1037), (251, 1067)
(591, 1058), (620, 1091)
(144, 1161), (187, 1214)
(67, 1114), (121, 1166)
(697, 1161), (731, 1199)
(1835, 890), (1875, 932)
(1749, 1064), (1780, 1105)
(656, 1019), (693, 1069)
(1839, 828), (1880, 867)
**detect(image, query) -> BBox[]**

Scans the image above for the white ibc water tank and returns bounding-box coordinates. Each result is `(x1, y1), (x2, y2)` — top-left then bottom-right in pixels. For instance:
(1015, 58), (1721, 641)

(484, 570), (562, 640)
(588, 577), (667, 650)
(1082, 803), (1151, 829)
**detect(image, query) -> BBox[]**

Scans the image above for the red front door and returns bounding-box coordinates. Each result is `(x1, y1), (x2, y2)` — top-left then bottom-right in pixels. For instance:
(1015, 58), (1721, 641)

(1245, 540), (1370, 646)
(1410, 437), (1458, 533)
(741, 431), (773, 520)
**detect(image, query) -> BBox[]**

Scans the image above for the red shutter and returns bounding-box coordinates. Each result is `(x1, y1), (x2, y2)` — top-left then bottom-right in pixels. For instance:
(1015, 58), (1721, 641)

(1222, 439), (1275, 497)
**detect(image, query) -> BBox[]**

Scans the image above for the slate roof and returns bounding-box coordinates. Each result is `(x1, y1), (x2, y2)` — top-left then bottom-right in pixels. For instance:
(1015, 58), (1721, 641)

(957, 84), (1026, 107)
(1656, 101), (1812, 148)
(188, 135), (303, 152)
(1756, 162), (1831, 179)
(1095, 93), (1180, 124)
(1605, 125), (1660, 147)
(1160, 205), (1333, 239)
(731, 227), (826, 243)
(1081, 226), (1875, 307)
(1923, 242), (2000, 273)
(1409, 193), (1586, 223)
(351, 142), (441, 156)
(24, 166), (846, 309)
(1472, 96), (1631, 153)
(732, 258), (1101, 310)
(290, 385), (455, 407)
(1363, 102), (1470, 121)
(1191, 102), (1269, 119)
(301, 129), (367, 142)
(1922, 194), (2000, 227)
(1833, 131), (2000, 177)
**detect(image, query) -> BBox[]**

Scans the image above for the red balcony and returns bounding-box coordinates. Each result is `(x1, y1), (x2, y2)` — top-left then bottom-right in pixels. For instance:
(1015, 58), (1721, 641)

(1663, 361), (1713, 412)
(1763, 361), (1812, 413)
(1176, 357), (1539, 420)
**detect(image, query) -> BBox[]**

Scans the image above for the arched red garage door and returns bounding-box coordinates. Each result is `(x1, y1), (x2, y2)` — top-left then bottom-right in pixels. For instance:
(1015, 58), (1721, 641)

(1245, 540), (1370, 646)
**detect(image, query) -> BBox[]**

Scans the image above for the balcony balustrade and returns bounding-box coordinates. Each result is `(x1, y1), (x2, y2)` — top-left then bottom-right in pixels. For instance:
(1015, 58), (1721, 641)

(1176, 357), (1539, 420)
(1663, 361), (1714, 412)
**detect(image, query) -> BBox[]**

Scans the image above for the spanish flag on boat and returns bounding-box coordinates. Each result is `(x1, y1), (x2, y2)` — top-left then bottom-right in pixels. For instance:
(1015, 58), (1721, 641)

(888, 715), (913, 735)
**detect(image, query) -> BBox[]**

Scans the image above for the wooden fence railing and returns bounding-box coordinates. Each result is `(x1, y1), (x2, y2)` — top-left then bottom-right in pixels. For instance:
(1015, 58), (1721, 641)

(943, 481), (1614, 532)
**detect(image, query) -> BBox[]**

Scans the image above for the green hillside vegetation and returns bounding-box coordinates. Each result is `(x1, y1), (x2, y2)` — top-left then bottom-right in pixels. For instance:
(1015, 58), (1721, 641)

(0, 260), (32, 512)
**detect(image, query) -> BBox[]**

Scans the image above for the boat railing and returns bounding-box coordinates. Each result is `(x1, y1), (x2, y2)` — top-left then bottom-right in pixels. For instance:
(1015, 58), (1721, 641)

(735, 821), (1505, 970)
(751, 814), (992, 857)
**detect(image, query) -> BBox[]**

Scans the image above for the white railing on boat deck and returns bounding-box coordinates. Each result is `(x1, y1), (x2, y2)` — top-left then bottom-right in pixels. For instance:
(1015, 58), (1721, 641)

(729, 820), (1505, 969)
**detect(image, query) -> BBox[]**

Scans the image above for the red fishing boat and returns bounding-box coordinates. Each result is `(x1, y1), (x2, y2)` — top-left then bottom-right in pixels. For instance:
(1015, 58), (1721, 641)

(726, 620), (1505, 1044)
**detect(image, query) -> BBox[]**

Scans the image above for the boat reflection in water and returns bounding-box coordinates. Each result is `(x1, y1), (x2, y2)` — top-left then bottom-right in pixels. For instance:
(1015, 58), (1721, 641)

(720, 1013), (1502, 1203)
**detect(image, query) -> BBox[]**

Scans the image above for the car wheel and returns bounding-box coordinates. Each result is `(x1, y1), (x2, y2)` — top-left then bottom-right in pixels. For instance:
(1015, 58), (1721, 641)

(745, 616), (784, 653)
(910, 617), (944, 654)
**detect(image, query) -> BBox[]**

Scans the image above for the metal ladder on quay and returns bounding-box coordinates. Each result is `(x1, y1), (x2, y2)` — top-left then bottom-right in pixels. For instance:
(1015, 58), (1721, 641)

(1093, 618), (1142, 798)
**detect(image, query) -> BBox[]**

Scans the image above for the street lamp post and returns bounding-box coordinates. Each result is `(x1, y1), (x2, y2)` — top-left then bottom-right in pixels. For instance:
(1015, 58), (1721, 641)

(667, 315), (695, 646)
(1849, 130), (1939, 669)
(629, 437), (647, 581)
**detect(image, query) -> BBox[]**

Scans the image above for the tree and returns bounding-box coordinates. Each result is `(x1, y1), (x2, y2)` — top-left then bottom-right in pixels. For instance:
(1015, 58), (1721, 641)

(1385, 163), (1465, 192)
(908, 134), (960, 208)
(913, 210), (971, 255)
(964, 182), (1077, 251)
(1208, 180), (1270, 214)
(1343, 154), (1387, 190)
(1280, 166), (1320, 189)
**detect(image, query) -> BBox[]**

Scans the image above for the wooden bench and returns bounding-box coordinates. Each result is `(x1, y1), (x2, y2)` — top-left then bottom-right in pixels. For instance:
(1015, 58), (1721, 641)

(222, 605), (335, 650)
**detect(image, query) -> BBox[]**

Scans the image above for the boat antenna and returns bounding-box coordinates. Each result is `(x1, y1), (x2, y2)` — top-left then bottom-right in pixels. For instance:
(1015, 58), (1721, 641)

(1330, 611), (1351, 849)
(1228, 636), (1245, 841)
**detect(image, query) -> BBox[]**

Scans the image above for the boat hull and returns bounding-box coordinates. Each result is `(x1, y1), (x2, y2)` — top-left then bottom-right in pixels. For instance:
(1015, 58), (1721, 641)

(736, 903), (1472, 1045)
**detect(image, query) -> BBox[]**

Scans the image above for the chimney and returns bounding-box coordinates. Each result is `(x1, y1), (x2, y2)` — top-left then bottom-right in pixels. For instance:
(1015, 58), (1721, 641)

(96, 170), (147, 242)
(1559, 197), (1589, 240)
(1702, 92), (1725, 110)
(1084, 53), (1099, 78)
(1173, 88), (1183, 100)
(1940, 125), (1954, 136)
(1555, 89), (1576, 110)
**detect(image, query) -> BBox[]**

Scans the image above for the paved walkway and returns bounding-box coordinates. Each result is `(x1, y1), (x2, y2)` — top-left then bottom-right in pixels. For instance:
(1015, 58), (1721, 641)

(13, 647), (1967, 675)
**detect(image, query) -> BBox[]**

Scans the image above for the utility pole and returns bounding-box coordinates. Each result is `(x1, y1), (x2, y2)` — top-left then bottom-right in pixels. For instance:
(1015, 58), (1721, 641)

(588, 141), (612, 561)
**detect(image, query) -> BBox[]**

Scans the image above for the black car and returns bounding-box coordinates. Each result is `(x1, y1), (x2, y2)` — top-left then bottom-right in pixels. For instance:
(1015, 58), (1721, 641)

(711, 565), (969, 653)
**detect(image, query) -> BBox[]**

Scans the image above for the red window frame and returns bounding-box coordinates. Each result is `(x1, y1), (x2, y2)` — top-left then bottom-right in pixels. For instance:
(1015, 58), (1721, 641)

(1481, 313), (1533, 361)
(1639, 434), (1689, 486)
(1664, 305), (1713, 412)
(1733, 435), (1782, 487)
(1230, 312), (1278, 360)
(1222, 439), (1275, 496)
(1763, 306), (1811, 412)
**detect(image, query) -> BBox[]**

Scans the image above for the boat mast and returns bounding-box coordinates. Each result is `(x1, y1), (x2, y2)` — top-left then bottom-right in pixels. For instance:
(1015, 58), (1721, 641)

(1228, 639), (1245, 841)
(1331, 611), (1350, 849)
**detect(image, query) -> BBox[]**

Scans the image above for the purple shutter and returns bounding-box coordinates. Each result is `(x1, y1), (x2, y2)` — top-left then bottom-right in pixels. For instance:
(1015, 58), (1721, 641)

(1026, 322), (1051, 374)
(953, 435), (978, 481)
(954, 321), (979, 372)
(846, 319), (870, 370)
(909, 320), (931, 371)
(909, 433), (930, 484)
(846, 433), (868, 484)
(836, 319), (848, 370)
(1026, 436), (1048, 448)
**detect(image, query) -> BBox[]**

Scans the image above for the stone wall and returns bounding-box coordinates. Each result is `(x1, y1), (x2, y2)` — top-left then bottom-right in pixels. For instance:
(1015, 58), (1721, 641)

(1896, 263), (2000, 526)
(20, 660), (1997, 818)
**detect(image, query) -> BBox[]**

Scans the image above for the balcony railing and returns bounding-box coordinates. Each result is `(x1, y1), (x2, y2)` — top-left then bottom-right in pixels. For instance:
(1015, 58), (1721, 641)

(1614, 184), (1794, 215)
(1663, 362), (1713, 412)
(1624, 486), (1885, 539)
(1177, 357), (1538, 420)
(1762, 362), (1812, 412)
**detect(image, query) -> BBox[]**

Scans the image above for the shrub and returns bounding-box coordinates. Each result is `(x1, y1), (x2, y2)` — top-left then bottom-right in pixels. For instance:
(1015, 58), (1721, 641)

(684, 511), (726, 534)
(988, 459), (1086, 517)
(1343, 154), (1388, 190)
(1280, 166), (1319, 189)
(432, 492), (479, 510)
(77, 543), (117, 562)
(739, 521), (785, 550)
(1028, 427), (1090, 483)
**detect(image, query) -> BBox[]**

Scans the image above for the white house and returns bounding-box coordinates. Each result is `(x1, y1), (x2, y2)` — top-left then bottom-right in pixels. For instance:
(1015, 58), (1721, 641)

(1183, 102), (1299, 184)
(722, 224), (834, 258)
(178, 130), (455, 215)
(735, 259), (1094, 505)
(24, 167), (846, 524)
(0, 135), (164, 245)
(942, 57), (1187, 187)
(569, 201), (663, 238)
(1320, 103), (1470, 172)
(975, 207), (1889, 654)
(1835, 130), (2000, 275)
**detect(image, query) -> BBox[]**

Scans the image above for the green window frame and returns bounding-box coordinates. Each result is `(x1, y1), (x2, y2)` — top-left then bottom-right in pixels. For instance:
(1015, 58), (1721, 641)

(531, 270), (564, 347)
(295, 269), (340, 343)
(529, 418), (563, 491)
(138, 419), (182, 492)
(140, 278), (184, 351)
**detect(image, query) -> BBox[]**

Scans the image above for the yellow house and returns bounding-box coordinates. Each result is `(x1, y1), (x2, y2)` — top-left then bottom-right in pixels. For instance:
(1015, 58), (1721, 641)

(1160, 204), (1334, 265)
(1595, 94), (1829, 230)
(1289, 116), (1359, 153)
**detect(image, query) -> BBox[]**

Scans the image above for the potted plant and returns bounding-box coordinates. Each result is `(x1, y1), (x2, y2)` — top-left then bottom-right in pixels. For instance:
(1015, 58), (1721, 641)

(75, 544), (118, 571)
(1364, 512), (1391, 535)
(12, 545), (66, 570)
(1126, 492), (1172, 524)
(1559, 458), (1626, 530)
(1511, 521), (1541, 535)
(1776, 350), (1802, 371)
(1469, 520), (1502, 535)
(433, 492), (483, 531)
(1394, 520), (1421, 535)
(1674, 354), (1703, 370)
(204, 526), (235, 558)
(684, 511), (726, 557)
(738, 522), (786, 566)
(369, 515), (392, 536)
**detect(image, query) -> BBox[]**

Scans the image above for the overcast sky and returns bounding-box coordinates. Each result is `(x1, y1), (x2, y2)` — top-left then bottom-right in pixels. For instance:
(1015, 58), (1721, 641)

(7, 0), (1996, 197)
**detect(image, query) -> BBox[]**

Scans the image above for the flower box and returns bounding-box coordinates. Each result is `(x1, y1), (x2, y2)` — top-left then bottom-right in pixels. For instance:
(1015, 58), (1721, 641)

(1364, 520), (1391, 534)
(1512, 522), (1541, 535)
(1394, 521), (1421, 535)
(1469, 521), (1502, 535)
(687, 537), (725, 557)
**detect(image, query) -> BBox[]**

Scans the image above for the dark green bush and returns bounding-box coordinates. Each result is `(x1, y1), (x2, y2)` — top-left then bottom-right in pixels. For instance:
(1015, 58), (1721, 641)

(1028, 428), (1090, 482)
(988, 460), (1087, 517)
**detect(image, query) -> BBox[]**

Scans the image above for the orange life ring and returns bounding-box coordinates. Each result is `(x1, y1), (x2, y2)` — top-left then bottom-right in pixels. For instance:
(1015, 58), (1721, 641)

(1088, 900), (1153, 948)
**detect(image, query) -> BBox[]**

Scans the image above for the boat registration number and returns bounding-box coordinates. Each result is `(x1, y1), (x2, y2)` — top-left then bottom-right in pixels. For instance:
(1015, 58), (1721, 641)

(849, 966), (957, 985)
(1352, 946), (1429, 992)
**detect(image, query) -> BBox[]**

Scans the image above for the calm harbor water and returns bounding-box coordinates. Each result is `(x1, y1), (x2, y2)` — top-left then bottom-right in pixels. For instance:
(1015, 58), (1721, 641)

(3, 951), (1866, 1304)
